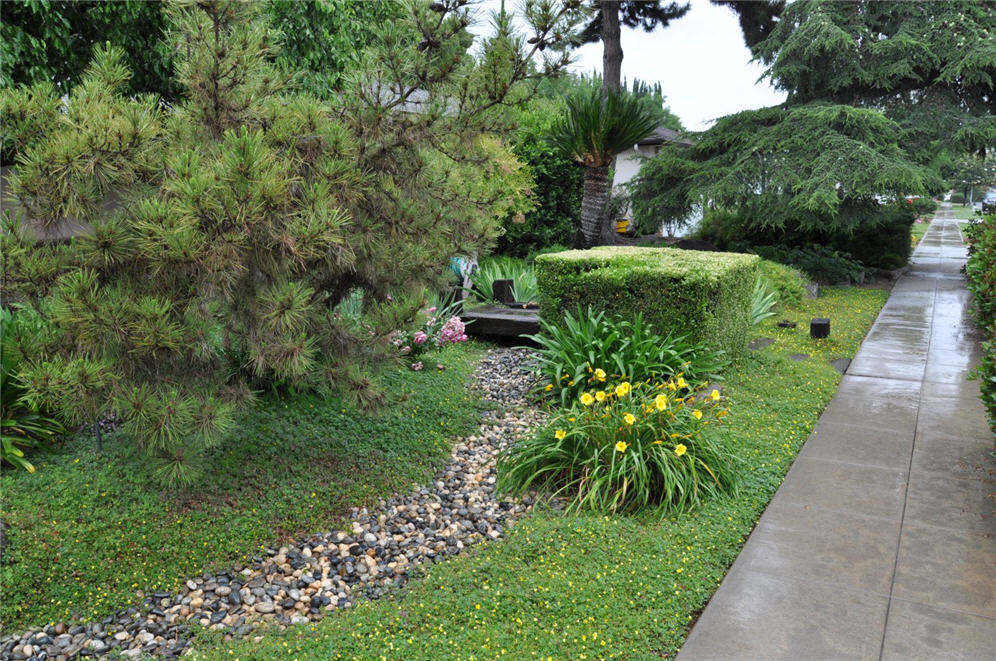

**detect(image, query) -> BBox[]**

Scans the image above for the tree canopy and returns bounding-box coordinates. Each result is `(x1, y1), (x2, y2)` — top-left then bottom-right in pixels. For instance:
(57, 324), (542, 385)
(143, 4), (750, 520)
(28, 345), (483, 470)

(640, 0), (994, 232)
(754, 0), (996, 156)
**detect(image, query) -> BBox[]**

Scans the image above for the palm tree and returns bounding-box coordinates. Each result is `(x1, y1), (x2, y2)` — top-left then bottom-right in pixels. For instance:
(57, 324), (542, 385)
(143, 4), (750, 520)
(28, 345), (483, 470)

(549, 81), (661, 248)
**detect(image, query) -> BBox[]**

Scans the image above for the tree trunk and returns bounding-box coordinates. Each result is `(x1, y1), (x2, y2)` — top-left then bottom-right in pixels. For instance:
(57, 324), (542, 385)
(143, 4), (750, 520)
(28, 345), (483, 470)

(601, 1), (623, 93)
(600, 2), (624, 245)
(580, 165), (610, 248)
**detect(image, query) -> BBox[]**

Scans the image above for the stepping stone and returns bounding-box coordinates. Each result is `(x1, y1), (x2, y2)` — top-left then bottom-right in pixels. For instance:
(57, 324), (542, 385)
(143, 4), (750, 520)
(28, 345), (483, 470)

(748, 338), (775, 350)
(830, 358), (851, 374)
(788, 353), (809, 361)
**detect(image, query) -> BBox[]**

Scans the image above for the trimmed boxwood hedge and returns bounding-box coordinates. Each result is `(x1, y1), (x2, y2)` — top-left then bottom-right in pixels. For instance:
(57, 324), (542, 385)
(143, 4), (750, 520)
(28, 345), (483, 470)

(536, 247), (759, 357)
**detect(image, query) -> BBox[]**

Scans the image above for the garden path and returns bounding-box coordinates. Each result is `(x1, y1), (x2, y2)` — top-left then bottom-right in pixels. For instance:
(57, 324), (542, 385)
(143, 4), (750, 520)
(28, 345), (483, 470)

(678, 204), (995, 660)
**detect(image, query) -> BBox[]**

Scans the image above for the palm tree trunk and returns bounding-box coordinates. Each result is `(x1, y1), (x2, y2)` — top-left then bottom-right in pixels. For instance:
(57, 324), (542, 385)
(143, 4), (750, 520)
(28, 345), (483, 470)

(580, 165), (610, 248)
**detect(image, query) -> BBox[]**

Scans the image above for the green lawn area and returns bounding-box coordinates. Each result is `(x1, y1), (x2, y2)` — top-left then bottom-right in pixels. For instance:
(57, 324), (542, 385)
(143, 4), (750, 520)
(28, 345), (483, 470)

(0, 344), (486, 631)
(952, 205), (982, 221)
(186, 286), (888, 660)
(911, 219), (930, 243)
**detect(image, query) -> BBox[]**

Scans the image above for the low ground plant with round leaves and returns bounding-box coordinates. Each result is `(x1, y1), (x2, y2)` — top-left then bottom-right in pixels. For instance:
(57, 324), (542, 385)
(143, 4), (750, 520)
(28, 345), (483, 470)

(498, 377), (737, 514)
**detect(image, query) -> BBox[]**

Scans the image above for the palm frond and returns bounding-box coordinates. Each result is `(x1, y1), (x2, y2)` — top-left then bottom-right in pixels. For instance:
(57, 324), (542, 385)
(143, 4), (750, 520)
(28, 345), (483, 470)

(547, 81), (663, 168)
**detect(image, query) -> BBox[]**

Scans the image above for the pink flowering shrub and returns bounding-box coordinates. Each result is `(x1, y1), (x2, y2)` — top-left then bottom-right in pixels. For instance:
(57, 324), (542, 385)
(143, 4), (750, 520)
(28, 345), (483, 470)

(391, 300), (469, 368)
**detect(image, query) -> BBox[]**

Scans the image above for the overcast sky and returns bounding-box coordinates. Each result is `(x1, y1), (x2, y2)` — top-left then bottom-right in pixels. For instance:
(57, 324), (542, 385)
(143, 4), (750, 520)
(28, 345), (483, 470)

(474, 0), (787, 130)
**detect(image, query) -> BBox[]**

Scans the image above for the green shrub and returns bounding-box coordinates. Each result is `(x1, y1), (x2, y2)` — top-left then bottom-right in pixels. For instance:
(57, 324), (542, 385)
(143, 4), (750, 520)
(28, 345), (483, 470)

(527, 306), (728, 407)
(910, 197), (938, 216)
(496, 98), (582, 256)
(497, 375), (737, 513)
(1, 2), (544, 486)
(695, 201), (914, 270)
(536, 247), (759, 358)
(752, 245), (865, 284)
(950, 192), (966, 204)
(839, 203), (915, 269)
(757, 259), (807, 306)
(965, 217), (996, 436)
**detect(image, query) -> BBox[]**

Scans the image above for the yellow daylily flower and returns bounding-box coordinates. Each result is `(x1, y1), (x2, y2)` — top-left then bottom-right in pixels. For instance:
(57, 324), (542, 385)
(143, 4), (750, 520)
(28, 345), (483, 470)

(580, 392), (595, 406)
(615, 381), (631, 397)
(555, 429), (566, 440)
(653, 440), (663, 445)
(693, 409), (703, 420)
(675, 444), (687, 456)
(710, 389), (721, 401)
(593, 368), (606, 381)
(615, 441), (629, 452)
(595, 390), (606, 402)
(654, 393), (668, 411)
(623, 412), (636, 425)
(545, 384), (554, 392)
(677, 377), (687, 389)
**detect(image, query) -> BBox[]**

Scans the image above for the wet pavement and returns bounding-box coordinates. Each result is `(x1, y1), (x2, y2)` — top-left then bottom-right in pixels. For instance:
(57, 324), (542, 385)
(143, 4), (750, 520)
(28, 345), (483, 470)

(678, 204), (995, 661)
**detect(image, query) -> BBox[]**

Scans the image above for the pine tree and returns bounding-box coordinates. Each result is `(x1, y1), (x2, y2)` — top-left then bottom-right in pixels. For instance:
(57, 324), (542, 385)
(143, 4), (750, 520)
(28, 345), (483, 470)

(1, 0), (585, 487)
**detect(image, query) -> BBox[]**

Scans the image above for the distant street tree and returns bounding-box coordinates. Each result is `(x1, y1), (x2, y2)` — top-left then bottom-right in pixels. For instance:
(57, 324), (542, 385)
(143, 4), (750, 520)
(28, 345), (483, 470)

(945, 155), (996, 204)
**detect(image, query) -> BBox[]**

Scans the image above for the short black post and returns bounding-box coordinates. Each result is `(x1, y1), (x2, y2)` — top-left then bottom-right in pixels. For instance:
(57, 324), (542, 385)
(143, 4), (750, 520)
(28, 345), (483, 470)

(810, 318), (830, 339)
(492, 279), (515, 304)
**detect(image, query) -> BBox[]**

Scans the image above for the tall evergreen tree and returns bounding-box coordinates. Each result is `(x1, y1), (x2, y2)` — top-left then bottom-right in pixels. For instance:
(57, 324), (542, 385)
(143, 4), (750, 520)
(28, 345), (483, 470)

(641, 0), (995, 234)
(579, 1), (689, 93)
(753, 0), (996, 157)
(1, 0), (585, 486)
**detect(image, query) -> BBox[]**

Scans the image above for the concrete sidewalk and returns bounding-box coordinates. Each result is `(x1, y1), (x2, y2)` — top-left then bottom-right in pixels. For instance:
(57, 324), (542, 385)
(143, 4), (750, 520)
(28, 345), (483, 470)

(678, 205), (995, 661)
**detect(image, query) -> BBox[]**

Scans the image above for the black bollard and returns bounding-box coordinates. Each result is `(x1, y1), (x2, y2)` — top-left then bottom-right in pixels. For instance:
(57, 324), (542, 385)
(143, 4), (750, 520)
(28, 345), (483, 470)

(810, 318), (830, 339)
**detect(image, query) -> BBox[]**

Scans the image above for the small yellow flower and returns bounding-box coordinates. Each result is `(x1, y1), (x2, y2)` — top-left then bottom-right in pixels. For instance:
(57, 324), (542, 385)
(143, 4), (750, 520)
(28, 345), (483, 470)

(555, 429), (566, 440)
(568, 417), (576, 422)
(545, 384), (554, 392)
(675, 444), (687, 456)
(654, 393), (668, 411)
(615, 381), (631, 397)
(623, 412), (636, 425)
(653, 440), (663, 445)
(615, 441), (629, 452)
(580, 392), (595, 406)
(710, 389), (720, 401)
(595, 390), (606, 402)
(693, 409), (703, 420)
(667, 381), (677, 391)
(677, 377), (687, 389)
(593, 368), (606, 381)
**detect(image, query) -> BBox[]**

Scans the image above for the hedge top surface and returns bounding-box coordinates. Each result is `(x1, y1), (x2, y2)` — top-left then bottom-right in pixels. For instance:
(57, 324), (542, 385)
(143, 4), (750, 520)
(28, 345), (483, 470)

(536, 246), (759, 282)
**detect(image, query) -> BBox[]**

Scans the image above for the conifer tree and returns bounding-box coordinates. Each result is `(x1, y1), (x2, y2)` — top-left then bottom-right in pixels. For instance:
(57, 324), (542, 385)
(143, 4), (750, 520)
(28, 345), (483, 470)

(1, 0), (585, 486)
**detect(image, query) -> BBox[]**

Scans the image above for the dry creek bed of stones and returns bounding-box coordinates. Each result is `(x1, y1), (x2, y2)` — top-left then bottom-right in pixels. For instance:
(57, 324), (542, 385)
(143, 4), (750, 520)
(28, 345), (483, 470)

(1, 348), (545, 660)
